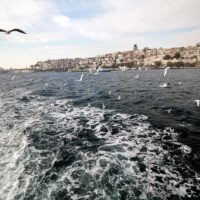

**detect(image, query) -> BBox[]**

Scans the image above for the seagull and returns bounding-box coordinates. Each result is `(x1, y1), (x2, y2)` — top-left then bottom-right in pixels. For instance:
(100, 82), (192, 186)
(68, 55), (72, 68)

(159, 83), (171, 88)
(102, 103), (105, 109)
(77, 73), (83, 82)
(108, 91), (111, 95)
(135, 74), (139, 79)
(44, 83), (48, 88)
(94, 68), (100, 75)
(0, 28), (26, 34)
(178, 82), (182, 85)
(11, 76), (16, 81)
(118, 96), (121, 101)
(164, 67), (170, 77)
(166, 108), (172, 114)
(194, 100), (200, 107)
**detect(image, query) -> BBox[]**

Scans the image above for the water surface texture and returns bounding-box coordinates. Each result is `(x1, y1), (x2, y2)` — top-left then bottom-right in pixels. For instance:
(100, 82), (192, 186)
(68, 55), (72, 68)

(0, 70), (200, 200)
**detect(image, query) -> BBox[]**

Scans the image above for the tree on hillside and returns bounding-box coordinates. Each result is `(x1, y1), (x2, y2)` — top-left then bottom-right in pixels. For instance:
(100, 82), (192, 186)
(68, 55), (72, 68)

(167, 62), (173, 67)
(163, 54), (172, 60)
(173, 61), (184, 68)
(184, 62), (196, 67)
(174, 52), (181, 59)
(154, 61), (162, 68)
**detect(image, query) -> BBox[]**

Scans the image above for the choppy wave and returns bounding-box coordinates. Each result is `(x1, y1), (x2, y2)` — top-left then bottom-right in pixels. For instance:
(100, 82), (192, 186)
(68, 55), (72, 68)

(1, 93), (200, 200)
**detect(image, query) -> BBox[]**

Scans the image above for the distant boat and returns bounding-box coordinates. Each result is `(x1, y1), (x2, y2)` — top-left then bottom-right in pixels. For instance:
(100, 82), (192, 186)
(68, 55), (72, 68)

(99, 68), (111, 72)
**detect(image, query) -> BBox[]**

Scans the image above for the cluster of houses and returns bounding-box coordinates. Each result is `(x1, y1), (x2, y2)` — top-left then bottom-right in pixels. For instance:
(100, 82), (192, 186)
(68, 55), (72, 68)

(30, 43), (200, 72)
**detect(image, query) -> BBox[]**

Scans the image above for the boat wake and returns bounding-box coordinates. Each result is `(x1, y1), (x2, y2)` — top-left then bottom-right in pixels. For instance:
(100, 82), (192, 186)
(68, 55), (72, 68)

(1, 91), (199, 199)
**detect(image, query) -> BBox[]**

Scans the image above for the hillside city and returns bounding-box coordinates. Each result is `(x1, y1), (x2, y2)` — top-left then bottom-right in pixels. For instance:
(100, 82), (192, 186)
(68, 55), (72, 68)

(1, 43), (200, 73)
(30, 43), (200, 72)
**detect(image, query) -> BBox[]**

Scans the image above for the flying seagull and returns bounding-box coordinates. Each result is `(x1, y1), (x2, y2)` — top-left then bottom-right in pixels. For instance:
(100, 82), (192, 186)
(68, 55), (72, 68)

(178, 82), (182, 86)
(76, 73), (83, 82)
(94, 68), (100, 75)
(166, 108), (172, 114)
(135, 74), (139, 79)
(0, 28), (26, 34)
(159, 82), (171, 88)
(11, 76), (16, 81)
(164, 67), (170, 77)
(194, 100), (200, 107)
(44, 82), (48, 89)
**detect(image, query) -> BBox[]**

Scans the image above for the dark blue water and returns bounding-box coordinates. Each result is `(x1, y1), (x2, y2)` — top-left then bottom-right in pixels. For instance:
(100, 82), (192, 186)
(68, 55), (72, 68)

(0, 69), (200, 200)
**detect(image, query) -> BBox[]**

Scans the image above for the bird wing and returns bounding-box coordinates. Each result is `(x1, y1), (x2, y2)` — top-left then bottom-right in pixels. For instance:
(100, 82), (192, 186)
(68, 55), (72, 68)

(80, 73), (83, 80)
(164, 67), (169, 77)
(0, 29), (7, 33)
(11, 76), (16, 81)
(8, 29), (26, 34)
(194, 100), (200, 107)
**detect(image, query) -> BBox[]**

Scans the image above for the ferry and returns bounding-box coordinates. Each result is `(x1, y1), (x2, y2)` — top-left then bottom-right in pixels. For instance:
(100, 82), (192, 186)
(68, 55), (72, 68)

(99, 68), (111, 72)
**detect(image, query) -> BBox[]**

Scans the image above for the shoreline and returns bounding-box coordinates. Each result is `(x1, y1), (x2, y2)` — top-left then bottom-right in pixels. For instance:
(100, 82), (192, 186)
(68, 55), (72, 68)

(2, 66), (199, 74)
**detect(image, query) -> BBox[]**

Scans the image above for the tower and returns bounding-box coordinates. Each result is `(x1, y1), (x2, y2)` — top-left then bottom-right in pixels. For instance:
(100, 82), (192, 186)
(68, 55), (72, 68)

(133, 44), (138, 51)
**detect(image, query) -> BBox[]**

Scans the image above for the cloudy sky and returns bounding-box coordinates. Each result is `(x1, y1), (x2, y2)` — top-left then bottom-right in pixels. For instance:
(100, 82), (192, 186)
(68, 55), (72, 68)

(0, 0), (200, 68)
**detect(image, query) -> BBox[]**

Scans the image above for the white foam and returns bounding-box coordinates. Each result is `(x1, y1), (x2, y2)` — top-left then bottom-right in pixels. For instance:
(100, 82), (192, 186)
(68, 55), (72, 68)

(0, 95), (199, 199)
(24, 103), (198, 199)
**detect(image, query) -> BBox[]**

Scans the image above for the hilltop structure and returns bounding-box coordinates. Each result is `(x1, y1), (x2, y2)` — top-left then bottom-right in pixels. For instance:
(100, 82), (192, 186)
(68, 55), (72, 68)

(133, 44), (138, 51)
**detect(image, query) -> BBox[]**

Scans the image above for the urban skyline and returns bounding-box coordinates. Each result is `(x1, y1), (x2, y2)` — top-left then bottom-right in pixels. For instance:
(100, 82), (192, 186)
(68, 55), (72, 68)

(28, 42), (200, 72)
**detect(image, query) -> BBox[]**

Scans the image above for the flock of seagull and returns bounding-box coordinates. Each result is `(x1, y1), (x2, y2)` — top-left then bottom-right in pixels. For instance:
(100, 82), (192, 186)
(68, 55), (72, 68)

(9, 65), (200, 109)
(11, 66), (200, 108)
(73, 66), (200, 108)
(160, 67), (200, 107)
(75, 70), (122, 108)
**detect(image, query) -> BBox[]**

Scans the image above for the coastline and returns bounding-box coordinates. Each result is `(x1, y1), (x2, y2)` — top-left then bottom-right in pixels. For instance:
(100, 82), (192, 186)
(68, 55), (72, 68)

(2, 66), (200, 74)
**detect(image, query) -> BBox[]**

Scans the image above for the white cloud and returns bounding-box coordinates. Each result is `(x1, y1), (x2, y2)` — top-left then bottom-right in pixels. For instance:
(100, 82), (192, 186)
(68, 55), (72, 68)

(0, 0), (53, 29)
(0, 0), (70, 43)
(71, 0), (200, 39)
(169, 29), (200, 47)
(1, 0), (200, 42)
(0, 0), (200, 68)
(52, 15), (71, 28)
(4, 32), (71, 44)
(37, 45), (81, 53)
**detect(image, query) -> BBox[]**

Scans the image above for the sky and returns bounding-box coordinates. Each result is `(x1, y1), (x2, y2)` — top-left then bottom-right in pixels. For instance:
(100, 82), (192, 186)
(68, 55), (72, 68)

(0, 0), (200, 68)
